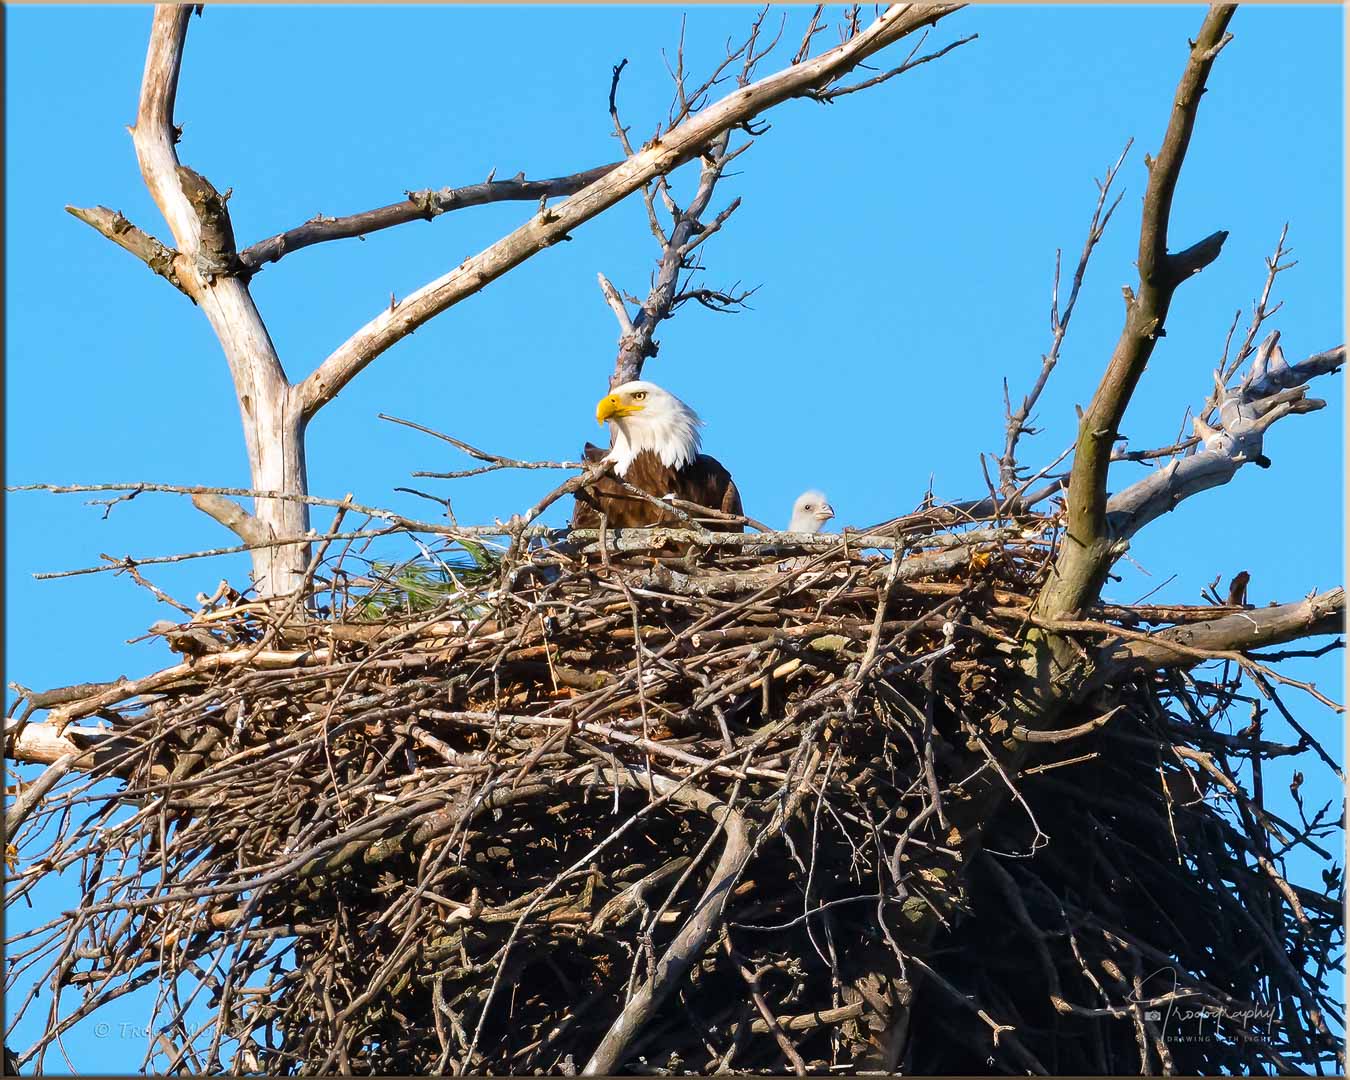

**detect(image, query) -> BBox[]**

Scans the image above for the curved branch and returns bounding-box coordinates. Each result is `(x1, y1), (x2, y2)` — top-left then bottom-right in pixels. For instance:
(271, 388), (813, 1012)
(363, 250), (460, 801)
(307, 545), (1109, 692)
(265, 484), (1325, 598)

(583, 774), (751, 1075)
(1040, 5), (1236, 618)
(5, 754), (79, 837)
(295, 3), (965, 422)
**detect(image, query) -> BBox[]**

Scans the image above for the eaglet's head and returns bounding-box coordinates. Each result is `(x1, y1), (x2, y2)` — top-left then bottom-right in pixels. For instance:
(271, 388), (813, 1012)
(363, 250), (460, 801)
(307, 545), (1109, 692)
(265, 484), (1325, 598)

(789, 490), (835, 533)
(596, 380), (703, 475)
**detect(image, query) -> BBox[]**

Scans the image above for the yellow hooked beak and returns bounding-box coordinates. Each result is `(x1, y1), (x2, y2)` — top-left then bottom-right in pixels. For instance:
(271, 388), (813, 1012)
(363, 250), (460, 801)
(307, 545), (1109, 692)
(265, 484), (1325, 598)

(596, 394), (643, 424)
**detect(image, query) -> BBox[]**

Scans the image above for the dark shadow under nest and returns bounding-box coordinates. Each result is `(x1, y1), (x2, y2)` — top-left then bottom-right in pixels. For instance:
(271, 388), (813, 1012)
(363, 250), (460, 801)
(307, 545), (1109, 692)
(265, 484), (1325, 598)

(4, 512), (1343, 1075)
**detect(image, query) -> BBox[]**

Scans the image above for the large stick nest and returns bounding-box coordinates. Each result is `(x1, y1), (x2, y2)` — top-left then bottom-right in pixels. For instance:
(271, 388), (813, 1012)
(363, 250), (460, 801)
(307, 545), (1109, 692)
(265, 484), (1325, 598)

(5, 509), (1343, 1075)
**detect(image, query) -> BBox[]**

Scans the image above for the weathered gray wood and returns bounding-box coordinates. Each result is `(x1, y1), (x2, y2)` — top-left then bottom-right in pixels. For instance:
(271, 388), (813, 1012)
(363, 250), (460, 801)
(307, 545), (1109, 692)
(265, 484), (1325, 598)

(1104, 342), (1343, 541)
(131, 7), (310, 598)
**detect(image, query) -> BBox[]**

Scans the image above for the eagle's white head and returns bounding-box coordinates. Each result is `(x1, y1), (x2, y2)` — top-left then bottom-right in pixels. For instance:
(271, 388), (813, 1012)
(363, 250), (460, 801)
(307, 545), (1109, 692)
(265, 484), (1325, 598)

(595, 380), (703, 476)
(788, 490), (835, 533)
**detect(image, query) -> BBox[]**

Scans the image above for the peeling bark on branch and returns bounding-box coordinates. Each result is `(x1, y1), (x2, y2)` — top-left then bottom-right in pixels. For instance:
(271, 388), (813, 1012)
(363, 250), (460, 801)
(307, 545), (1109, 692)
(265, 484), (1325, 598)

(176, 164), (241, 278)
(6, 723), (107, 770)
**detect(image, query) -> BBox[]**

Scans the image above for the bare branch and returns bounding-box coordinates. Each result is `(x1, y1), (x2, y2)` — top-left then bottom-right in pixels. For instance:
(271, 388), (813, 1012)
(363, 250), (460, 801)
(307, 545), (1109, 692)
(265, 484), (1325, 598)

(1203, 223), (1295, 417)
(5, 755), (79, 837)
(1087, 588), (1345, 683)
(600, 11), (795, 390)
(130, 6), (310, 596)
(604, 134), (742, 387)
(793, 6), (826, 65)
(65, 205), (192, 297)
(672, 283), (759, 313)
(1000, 140), (1131, 494)
(237, 163), (623, 273)
(1103, 342), (1342, 540)
(296, 3), (965, 418)
(596, 272), (636, 336)
(810, 28), (978, 102)
(582, 773), (750, 1074)
(191, 493), (273, 547)
(1039, 6), (1236, 618)
(6, 723), (103, 769)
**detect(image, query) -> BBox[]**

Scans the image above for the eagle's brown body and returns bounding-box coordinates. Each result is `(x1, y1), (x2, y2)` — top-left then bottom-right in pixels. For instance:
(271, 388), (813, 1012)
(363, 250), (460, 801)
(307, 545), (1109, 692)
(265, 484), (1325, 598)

(570, 444), (744, 531)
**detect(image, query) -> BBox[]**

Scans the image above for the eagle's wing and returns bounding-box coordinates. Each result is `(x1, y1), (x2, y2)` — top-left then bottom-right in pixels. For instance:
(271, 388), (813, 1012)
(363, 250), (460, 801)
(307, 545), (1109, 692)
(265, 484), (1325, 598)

(689, 454), (744, 533)
(720, 474), (744, 522)
(570, 444), (611, 529)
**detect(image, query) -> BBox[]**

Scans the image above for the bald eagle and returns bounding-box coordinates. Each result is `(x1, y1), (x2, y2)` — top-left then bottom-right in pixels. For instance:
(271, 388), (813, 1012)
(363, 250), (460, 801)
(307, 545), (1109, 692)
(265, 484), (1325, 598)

(570, 380), (744, 531)
(788, 490), (835, 533)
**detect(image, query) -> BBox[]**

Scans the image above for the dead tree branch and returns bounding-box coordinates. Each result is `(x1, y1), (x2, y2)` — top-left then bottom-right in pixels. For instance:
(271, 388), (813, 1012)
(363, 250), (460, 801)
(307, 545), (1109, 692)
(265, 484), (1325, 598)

(237, 162), (623, 272)
(295, 4), (965, 418)
(64, 205), (191, 296)
(1000, 140), (1131, 494)
(1104, 340), (1342, 539)
(129, 5), (310, 597)
(808, 27), (978, 101)
(582, 772), (751, 1074)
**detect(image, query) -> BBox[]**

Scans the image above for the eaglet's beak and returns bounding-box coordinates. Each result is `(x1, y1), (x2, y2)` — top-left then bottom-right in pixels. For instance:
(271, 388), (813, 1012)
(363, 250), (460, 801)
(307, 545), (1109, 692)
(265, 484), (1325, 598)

(596, 394), (643, 424)
(818, 503), (836, 522)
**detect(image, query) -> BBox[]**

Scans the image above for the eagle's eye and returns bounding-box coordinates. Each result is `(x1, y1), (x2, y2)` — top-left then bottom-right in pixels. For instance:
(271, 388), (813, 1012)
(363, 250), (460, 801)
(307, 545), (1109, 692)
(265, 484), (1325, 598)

(632, 391), (647, 402)
(802, 503), (813, 510)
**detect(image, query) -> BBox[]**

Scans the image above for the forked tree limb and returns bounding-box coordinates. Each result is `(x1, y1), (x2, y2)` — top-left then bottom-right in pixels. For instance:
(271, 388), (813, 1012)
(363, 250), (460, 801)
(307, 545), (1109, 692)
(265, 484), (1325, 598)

(1039, 5), (1236, 619)
(131, 5), (310, 594)
(601, 130), (746, 388)
(237, 162), (624, 272)
(600, 34), (755, 389)
(1105, 341), (1343, 540)
(293, 3), (964, 422)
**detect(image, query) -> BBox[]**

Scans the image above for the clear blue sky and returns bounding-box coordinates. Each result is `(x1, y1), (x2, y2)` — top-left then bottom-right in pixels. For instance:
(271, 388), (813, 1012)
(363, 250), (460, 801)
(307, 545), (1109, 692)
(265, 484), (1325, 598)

(5, 5), (1343, 1072)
